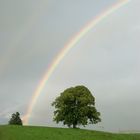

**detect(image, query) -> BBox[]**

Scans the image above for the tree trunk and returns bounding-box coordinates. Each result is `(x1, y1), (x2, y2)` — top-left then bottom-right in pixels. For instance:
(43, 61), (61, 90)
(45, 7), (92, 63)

(73, 124), (77, 128)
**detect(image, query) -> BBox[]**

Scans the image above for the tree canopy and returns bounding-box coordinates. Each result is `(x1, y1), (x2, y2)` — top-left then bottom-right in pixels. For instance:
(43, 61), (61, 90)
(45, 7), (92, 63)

(52, 85), (101, 128)
(9, 112), (23, 125)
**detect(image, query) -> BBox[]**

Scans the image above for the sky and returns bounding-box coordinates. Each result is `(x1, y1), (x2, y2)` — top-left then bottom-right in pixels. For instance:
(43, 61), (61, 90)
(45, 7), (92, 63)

(0, 0), (140, 132)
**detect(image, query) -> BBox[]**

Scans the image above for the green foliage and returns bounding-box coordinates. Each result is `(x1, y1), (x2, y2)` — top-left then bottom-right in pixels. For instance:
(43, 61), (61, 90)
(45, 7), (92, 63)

(52, 85), (101, 128)
(0, 125), (140, 140)
(9, 112), (22, 125)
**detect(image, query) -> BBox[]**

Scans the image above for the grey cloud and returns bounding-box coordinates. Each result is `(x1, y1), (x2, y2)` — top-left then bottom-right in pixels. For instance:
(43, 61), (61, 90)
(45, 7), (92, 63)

(0, 0), (140, 132)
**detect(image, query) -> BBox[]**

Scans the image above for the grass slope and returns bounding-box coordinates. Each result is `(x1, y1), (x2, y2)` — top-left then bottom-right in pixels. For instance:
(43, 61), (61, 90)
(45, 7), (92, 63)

(0, 125), (140, 140)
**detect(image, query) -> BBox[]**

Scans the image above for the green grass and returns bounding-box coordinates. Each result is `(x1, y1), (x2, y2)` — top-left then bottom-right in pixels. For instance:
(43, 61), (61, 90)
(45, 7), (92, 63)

(0, 125), (140, 140)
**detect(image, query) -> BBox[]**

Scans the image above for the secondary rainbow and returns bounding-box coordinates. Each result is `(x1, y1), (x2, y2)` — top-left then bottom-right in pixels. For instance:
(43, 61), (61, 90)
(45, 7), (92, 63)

(23, 0), (130, 125)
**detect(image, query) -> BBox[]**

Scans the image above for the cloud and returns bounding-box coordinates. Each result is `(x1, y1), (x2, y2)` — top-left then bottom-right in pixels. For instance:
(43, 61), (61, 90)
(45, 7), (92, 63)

(0, 0), (140, 132)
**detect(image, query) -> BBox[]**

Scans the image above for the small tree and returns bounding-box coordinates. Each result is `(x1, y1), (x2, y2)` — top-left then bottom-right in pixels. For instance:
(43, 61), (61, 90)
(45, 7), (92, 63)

(9, 112), (22, 125)
(52, 85), (101, 128)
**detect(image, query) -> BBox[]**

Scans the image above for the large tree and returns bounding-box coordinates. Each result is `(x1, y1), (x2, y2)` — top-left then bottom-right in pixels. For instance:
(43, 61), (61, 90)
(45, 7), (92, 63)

(52, 85), (101, 128)
(9, 112), (23, 125)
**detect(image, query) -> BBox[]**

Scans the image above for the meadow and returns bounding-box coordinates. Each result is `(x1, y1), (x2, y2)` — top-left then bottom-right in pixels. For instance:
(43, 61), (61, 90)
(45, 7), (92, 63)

(0, 125), (140, 140)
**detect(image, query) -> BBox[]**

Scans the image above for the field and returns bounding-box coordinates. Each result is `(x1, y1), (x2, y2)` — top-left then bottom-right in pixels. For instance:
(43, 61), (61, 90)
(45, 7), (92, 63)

(0, 125), (140, 140)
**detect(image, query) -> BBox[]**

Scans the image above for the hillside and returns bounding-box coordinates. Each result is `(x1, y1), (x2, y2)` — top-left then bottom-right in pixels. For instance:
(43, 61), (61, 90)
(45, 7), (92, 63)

(0, 125), (140, 140)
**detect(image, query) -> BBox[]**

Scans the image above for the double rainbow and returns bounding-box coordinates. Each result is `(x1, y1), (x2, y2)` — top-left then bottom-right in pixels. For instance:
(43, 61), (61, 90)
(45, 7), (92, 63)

(23, 0), (130, 125)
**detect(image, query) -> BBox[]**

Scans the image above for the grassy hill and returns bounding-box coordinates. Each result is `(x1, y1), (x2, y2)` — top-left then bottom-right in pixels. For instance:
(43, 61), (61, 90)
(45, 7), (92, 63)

(0, 125), (140, 140)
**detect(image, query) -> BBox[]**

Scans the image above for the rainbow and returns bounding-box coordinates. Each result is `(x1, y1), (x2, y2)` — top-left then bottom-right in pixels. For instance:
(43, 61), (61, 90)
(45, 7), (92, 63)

(23, 0), (130, 125)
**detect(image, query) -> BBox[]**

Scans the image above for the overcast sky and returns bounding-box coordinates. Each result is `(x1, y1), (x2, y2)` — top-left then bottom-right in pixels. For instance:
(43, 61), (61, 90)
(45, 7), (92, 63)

(0, 0), (140, 132)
